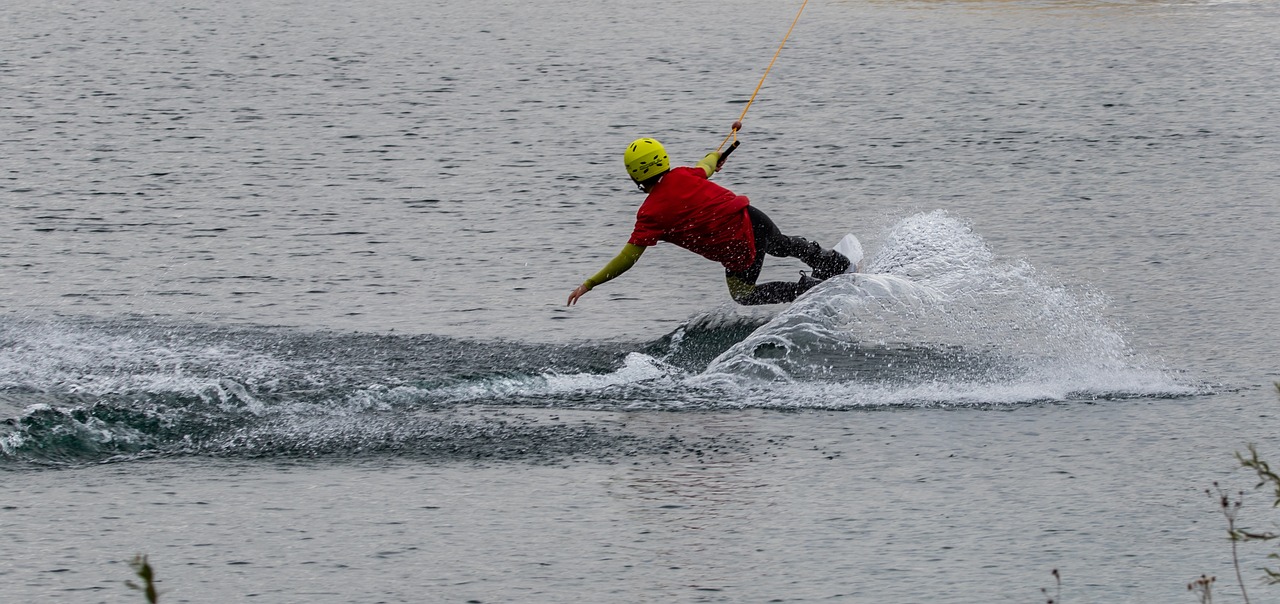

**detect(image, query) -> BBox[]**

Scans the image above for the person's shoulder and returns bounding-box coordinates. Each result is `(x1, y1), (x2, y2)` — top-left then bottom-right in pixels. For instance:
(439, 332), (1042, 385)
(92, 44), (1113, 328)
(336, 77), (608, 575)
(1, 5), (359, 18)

(668, 166), (709, 181)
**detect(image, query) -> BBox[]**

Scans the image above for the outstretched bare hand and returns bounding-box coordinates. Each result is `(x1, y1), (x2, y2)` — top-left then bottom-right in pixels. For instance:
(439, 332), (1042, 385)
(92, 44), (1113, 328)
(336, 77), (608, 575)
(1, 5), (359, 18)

(567, 284), (590, 306)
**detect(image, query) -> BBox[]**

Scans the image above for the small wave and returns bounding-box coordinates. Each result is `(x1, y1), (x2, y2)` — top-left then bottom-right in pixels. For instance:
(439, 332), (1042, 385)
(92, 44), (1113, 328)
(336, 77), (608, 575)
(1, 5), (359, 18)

(643, 308), (774, 371)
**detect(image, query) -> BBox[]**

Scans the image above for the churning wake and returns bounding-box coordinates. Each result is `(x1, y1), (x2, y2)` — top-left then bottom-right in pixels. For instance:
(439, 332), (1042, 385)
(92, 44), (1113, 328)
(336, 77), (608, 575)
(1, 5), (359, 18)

(0, 211), (1198, 465)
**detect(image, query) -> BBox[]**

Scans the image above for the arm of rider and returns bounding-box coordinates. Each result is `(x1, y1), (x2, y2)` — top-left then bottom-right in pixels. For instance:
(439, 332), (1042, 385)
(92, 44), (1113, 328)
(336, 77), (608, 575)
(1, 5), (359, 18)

(696, 151), (722, 177)
(567, 243), (646, 305)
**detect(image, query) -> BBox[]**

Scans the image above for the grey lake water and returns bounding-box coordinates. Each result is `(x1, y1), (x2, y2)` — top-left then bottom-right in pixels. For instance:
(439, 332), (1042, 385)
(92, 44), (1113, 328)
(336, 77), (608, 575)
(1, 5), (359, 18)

(3, 0), (1279, 602)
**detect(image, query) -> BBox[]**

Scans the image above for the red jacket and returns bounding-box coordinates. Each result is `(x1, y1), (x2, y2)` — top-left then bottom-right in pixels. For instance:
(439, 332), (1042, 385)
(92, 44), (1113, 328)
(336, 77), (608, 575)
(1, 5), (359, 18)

(627, 167), (757, 272)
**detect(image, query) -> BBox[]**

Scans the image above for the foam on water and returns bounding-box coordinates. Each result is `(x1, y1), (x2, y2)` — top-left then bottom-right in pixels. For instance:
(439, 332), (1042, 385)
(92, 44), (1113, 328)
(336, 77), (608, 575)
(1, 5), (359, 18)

(426, 352), (684, 405)
(0, 320), (285, 410)
(0, 319), (645, 463)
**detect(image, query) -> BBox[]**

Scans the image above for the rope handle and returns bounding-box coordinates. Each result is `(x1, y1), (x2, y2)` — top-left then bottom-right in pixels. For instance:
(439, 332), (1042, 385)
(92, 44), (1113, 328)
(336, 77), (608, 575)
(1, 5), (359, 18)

(716, 140), (740, 171)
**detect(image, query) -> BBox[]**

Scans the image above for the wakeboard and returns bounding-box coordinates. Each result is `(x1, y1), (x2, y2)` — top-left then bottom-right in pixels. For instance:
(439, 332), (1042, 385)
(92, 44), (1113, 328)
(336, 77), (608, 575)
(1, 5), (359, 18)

(833, 233), (864, 274)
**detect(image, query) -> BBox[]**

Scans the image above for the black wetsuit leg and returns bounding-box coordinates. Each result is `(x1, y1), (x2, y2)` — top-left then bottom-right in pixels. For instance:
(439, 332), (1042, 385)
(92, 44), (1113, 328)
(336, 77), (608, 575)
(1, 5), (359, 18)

(724, 206), (843, 306)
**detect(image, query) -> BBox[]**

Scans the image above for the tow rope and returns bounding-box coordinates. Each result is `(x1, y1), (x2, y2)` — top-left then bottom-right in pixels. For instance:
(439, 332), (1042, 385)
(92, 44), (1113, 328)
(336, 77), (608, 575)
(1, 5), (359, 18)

(717, 0), (813, 159)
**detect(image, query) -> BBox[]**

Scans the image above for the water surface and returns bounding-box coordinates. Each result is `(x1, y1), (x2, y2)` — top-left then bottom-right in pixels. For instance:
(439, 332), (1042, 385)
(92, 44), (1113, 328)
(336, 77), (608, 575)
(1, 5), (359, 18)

(3, 0), (1279, 602)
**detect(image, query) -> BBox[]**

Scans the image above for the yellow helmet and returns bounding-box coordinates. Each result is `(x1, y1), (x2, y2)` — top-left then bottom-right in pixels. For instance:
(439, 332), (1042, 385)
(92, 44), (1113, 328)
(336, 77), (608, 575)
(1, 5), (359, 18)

(624, 138), (670, 183)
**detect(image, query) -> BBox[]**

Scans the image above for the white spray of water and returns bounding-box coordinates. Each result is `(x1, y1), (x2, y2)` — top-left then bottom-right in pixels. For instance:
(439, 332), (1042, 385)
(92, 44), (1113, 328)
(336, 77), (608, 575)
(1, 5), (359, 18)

(692, 210), (1196, 404)
(428, 352), (683, 404)
(0, 321), (283, 413)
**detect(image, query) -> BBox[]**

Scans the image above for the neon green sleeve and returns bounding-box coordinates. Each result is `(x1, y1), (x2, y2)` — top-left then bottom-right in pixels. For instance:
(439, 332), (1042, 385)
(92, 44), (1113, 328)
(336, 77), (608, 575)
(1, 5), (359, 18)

(583, 243), (646, 289)
(696, 151), (721, 177)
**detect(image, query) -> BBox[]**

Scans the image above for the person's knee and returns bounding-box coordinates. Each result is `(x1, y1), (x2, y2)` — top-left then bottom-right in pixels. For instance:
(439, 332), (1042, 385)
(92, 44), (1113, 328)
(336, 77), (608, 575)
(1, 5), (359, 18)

(725, 276), (756, 305)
